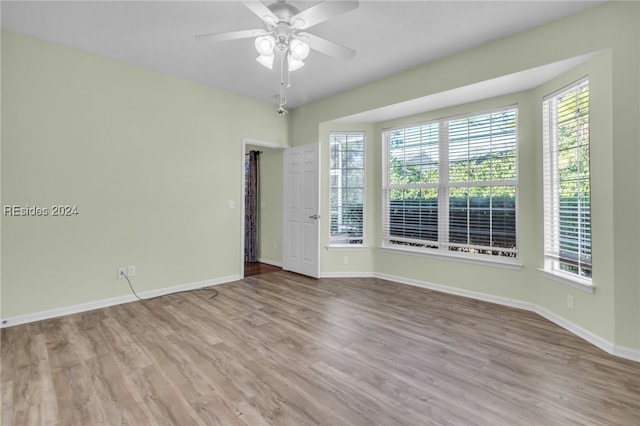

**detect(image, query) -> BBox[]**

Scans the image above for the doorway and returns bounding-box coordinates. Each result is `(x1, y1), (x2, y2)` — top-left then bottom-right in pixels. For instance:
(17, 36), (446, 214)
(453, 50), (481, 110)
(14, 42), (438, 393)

(241, 139), (287, 277)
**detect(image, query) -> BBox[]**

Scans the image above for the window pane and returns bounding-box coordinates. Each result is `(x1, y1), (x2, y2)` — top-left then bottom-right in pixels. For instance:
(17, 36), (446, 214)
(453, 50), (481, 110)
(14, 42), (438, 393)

(543, 79), (591, 279)
(389, 188), (438, 243)
(449, 110), (517, 183)
(330, 132), (365, 245)
(469, 187), (491, 247)
(447, 109), (518, 256)
(449, 187), (469, 245)
(387, 124), (439, 185)
(345, 169), (364, 189)
(491, 186), (517, 250)
(383, 107), (518, 259)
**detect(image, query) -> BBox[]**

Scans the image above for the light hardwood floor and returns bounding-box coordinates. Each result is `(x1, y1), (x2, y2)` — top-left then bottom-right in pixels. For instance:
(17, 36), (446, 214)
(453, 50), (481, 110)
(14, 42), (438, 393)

(2, 271), (639, 425)
(244, 262), (282, 277)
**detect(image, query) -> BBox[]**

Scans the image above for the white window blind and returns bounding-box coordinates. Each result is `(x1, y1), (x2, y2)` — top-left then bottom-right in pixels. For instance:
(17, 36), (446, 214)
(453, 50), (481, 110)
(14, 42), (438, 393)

(330, 132), (365, 246)
(543, 79), (591, 280)
(383, 107), (518, 259)
(384, 122), (440, 249)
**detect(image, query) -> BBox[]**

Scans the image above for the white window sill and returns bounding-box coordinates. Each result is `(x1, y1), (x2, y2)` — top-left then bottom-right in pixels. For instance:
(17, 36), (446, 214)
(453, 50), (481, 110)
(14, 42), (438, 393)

(379, 246), (523, 270)
(538, 268), (595, 294)
(327, 245), (368, 251)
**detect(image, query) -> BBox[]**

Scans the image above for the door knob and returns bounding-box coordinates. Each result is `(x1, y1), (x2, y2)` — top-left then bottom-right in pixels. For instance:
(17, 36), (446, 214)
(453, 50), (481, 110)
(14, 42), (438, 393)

(308, 214), (319, 220)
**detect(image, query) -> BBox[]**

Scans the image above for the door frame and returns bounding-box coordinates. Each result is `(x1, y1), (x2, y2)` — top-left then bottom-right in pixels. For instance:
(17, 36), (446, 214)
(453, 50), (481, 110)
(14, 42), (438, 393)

(240, 138), (289, 278)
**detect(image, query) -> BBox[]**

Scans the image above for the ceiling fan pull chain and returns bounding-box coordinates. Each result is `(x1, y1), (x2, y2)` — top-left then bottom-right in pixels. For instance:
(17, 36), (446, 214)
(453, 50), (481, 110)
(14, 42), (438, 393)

(280, 51), (285, 101)
(278, 51), (288, 112)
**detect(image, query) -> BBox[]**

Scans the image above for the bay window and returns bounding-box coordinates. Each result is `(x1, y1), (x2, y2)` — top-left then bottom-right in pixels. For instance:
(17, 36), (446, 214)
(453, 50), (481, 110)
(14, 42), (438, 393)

(383, 107), (518, 260)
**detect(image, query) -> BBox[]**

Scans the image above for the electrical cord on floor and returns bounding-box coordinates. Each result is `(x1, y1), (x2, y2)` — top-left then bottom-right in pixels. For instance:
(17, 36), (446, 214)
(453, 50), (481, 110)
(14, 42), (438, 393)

(121, 272), (219, 301)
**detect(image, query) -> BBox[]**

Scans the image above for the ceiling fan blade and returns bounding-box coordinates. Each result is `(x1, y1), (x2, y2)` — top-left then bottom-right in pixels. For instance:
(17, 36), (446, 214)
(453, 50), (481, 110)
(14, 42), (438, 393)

(301, 32), (356, 61)
(291, 1), (359, 30)
(195, 29), (267, 43)
(243, 1), (279, 25)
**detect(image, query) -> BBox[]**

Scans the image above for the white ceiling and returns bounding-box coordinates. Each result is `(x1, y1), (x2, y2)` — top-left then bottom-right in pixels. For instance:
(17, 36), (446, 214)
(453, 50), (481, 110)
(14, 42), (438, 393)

(1, 1), (603, 109)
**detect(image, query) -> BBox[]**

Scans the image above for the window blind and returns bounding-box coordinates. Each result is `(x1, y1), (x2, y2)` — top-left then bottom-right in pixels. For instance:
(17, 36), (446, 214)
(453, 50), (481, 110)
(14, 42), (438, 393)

(543, 79), (591, 279)
(330, 132), (365, 245)
(383, 123), (440, 249)
(383, 107), (518, 258)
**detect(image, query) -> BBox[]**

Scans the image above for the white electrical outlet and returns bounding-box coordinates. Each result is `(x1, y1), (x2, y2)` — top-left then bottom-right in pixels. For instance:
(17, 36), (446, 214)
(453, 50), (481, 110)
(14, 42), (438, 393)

(128, 265), (136, 276)
(343, 255), (349, 265)
(118, 267), (126, 279)
(567, 294), (574, 309)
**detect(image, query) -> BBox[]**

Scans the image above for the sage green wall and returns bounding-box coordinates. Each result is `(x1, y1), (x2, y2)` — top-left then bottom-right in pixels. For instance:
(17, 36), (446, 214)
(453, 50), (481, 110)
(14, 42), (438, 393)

(1, 31), (287, 318)
(609, 2), (640, 350)
(290, 2), (639, 351)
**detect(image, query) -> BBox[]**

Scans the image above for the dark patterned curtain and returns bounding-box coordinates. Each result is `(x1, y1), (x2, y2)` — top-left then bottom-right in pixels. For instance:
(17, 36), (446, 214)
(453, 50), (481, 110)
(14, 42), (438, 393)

(245, 150), (259, 263)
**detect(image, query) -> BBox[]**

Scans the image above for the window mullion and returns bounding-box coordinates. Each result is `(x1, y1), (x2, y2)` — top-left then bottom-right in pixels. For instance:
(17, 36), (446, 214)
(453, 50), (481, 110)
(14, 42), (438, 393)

(439, 121), (449, 252)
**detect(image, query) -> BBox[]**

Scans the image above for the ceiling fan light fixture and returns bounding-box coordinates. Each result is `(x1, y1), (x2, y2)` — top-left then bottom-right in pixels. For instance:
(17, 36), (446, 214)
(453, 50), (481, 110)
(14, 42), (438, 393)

(289, 38), (310, 61)
(287, 56), (305, 71)
(256, 54), (275, 69)
(255, 35), (276, 56)
(192, 0), (360, 113)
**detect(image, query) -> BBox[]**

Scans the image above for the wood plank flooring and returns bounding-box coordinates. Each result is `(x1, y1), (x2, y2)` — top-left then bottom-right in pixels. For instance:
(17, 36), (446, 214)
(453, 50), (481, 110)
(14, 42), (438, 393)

(2, 271), (639, 425)
(244, 262), (282, 277)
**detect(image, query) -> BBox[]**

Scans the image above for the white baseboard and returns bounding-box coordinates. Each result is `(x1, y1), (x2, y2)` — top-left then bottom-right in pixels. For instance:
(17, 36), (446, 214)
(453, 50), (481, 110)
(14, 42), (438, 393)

(256, 258), (283, 268)
(374, 272), (640, 363)
(374, 272), (534, 311)
(611, 344), (640, 362)
(533, 305), (640, 362)
(0, 275), (240, 329)
(320, 271), (376, 278)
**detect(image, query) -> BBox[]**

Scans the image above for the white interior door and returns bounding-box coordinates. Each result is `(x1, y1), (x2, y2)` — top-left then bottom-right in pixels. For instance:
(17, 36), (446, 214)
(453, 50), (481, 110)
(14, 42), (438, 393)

(283, 143), (320, 278)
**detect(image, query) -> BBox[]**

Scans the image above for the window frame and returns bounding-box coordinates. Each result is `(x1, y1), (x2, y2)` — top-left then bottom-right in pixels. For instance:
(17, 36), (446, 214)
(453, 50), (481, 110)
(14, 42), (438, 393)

(542, 77), (593, 290)
(329, 131), (366, 247)
(382, 106), (519, 265)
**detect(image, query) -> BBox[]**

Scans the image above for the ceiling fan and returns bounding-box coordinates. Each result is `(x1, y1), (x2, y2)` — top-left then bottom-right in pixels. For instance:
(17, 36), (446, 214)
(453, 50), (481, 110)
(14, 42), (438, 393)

(196, 1), (358, 67)
(196, 0), (359, 114)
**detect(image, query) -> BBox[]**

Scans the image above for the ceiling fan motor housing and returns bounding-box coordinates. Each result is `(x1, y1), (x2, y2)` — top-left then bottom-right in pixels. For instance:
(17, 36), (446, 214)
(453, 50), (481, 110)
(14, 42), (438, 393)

(267, 2), (305, 51)
(268, 1), (301, 25)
